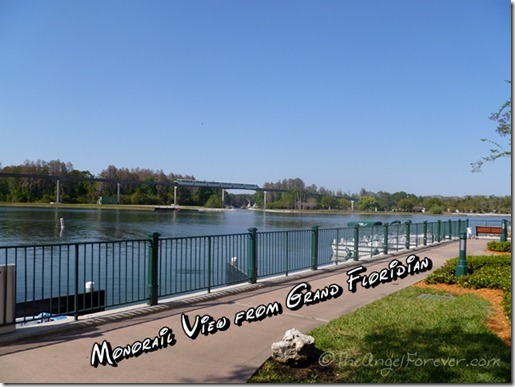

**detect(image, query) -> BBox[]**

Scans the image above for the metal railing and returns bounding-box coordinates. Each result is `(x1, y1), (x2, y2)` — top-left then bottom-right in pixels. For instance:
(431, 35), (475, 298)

(0, 219), (479, 328)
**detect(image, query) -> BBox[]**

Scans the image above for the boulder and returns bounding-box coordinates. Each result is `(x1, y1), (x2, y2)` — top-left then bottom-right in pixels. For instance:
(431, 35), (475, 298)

(271, 328), (316, 367)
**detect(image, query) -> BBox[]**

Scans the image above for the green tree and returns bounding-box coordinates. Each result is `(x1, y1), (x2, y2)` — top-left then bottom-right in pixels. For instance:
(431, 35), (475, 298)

(376, 191), (395, 211)
(338, 198), (351, 210)
(205, 194), (224, 208)
(357, 195), (378, 211)
(63, 169), (97, 203)
(472, 82), (511, 172)
(320, 195), (338, 209)
(398, 198), (416, 212)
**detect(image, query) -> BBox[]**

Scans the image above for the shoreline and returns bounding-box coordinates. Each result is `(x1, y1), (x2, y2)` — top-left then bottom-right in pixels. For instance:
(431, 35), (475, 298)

(0, 202), (510, 217)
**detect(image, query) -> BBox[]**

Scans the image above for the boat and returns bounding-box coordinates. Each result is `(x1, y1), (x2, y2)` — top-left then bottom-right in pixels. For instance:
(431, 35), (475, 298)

(346, 221), (383, 227)
(329, 221), (382, 261)
(330, 237), (383, 262)
(331, 232), (428, 262)
(330, 220), (426, 262)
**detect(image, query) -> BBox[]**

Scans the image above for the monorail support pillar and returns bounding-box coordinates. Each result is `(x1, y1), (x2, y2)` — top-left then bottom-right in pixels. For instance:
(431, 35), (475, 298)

(56, 180), (61, 204)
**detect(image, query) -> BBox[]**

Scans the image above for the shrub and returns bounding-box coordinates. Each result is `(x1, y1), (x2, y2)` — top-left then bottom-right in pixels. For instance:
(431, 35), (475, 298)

(457, 265), (511, 291)
(425, 255), (511, 286)
(424, 258), (458, 285)
(428, 205), (444, 215)
(487, 241), (511, 253)
(466, 254), (511, 272)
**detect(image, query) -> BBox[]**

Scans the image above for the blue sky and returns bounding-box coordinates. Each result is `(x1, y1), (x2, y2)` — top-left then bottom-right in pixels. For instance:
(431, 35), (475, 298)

(0, 0), (511, 197)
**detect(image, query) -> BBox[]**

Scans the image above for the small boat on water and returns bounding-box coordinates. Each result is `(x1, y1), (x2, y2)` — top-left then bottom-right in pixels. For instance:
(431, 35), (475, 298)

(330, 221), (384, 261)
(346, 221), (383, 227)
(330, 237), (383, 261)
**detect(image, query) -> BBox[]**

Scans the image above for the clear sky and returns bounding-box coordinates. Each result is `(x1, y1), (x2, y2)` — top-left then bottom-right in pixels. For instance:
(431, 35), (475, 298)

(0, 0), (511, 197)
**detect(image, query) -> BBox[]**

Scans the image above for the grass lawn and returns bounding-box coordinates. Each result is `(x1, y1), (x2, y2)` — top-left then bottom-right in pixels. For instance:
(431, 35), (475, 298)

(248, 285), (511, 383)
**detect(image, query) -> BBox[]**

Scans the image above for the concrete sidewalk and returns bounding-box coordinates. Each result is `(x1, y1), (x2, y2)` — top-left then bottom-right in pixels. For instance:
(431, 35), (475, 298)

(0, 239), (490, 383)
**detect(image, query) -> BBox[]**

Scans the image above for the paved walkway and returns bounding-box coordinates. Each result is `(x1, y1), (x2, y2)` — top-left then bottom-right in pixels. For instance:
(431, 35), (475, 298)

(0, 239), (490, 383)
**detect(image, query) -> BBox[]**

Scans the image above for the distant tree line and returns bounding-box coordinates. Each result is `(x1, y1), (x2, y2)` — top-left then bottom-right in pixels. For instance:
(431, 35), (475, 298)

(0, 160), (510, 214)
(0, 160), (204, 206)
(256, 179), (511, 214)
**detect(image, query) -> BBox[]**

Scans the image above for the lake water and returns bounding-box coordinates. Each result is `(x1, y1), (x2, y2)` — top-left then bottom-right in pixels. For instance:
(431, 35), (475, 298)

(0, 207), (506, 246)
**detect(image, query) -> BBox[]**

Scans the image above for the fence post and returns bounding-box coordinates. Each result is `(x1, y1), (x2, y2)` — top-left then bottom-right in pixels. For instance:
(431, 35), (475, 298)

(353, 225), (359, 261)
(147, 232), (160, 306)
(248, 228), (257, 284)
(207, 236), (212, 293)
(448, 219), (452, 240)
(437, 220), (442, 242)
(311, 226), (319, 270)
(74, 244), (79, 321)
(405, 221), (412, 249)
(423, 221), (428, 246)
(383, 223), (389, 255)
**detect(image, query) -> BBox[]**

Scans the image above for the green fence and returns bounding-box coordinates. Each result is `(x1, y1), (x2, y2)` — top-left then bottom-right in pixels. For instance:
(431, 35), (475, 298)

(1, 219), (470, 328)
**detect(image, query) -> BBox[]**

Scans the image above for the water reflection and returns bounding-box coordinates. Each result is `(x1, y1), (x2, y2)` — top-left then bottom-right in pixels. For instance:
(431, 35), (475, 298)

(0, 207), (505, 246)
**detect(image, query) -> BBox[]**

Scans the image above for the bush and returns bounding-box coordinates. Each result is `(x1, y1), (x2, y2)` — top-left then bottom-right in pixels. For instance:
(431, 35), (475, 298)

(424, 257), (459, 285)
(487, 241), (511, 253)
(425, 255), (511, 286)
(466, 254), (511, 272)
(428, 205), (444, 215)
(457, 265), (511, 291)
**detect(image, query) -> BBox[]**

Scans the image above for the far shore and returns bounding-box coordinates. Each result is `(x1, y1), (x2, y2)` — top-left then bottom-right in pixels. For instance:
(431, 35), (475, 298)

(0, 201), (510, 217)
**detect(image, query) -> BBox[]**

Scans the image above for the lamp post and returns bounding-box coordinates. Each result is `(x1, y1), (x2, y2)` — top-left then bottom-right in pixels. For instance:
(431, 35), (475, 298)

(501, 219), (507, 242)
(455, 232), (467, 277)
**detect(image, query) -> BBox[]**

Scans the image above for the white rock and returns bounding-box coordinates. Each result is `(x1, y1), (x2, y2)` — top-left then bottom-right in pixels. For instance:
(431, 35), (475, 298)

(271, 328), (316, 366)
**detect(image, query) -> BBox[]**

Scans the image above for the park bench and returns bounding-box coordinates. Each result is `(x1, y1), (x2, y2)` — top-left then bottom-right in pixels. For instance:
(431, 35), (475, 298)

(475, 226), (502, 237)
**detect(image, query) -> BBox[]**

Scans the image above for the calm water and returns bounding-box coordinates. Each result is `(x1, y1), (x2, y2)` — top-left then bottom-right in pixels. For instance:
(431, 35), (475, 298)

(0, 207), (507, 246)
